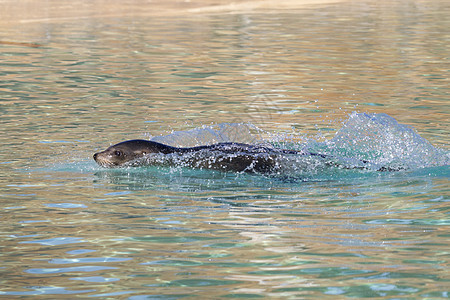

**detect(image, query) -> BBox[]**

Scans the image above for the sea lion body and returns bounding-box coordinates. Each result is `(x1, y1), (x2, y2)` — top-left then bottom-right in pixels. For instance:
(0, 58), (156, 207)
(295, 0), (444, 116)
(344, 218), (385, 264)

(93, 139), (305, 174)
(93, 139), (403, 173)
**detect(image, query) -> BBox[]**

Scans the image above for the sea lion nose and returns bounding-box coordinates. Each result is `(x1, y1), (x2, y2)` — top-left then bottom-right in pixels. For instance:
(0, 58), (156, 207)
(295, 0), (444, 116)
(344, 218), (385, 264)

(93, 153), (98, 160)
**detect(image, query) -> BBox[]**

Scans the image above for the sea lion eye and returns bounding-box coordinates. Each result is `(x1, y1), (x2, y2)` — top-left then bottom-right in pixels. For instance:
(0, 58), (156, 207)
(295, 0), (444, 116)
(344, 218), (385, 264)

(114, 150), (122, 157)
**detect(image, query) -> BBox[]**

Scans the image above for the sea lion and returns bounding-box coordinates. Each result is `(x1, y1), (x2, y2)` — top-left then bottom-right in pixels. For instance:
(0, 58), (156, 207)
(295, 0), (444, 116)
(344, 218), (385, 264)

(93, 139), (312, 174)
(93, 139), (403, 173)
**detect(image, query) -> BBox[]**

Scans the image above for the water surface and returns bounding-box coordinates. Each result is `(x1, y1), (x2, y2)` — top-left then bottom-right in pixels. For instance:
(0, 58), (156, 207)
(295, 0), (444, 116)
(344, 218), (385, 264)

(1, 0), (449, 298)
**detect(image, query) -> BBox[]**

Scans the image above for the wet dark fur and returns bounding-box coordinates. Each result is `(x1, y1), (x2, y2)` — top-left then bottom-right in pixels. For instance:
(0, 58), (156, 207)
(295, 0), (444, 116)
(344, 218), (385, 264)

(94, 139), (305, 173)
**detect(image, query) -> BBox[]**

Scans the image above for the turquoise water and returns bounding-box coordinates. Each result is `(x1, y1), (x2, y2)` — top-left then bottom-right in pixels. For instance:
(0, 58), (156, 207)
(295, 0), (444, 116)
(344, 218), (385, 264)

(1, 0), (449, 298)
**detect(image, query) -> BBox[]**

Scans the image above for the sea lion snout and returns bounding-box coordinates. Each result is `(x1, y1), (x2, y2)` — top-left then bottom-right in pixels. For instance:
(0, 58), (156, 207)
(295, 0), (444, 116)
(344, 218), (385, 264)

(93, 151), (111, 167)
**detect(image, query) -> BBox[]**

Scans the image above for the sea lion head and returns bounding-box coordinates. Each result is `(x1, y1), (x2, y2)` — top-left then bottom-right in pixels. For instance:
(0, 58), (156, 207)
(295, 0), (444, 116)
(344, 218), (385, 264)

(93, 139), (172, 168)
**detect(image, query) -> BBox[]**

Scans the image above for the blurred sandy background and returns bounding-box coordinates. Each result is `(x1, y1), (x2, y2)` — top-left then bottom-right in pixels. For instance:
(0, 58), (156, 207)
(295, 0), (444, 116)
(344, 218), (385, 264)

(1, 0), (346, 25)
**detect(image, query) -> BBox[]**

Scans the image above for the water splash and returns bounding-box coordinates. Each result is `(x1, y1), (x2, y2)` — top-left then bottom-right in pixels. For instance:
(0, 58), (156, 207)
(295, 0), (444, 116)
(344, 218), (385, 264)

(146, 112), (449, 175)
(151, 123), (264, 147)
(317, 112), (449, 170)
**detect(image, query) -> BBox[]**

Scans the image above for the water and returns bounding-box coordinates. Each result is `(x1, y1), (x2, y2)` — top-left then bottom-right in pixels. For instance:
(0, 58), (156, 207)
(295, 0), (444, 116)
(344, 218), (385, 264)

(1, 0), (449, 298)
